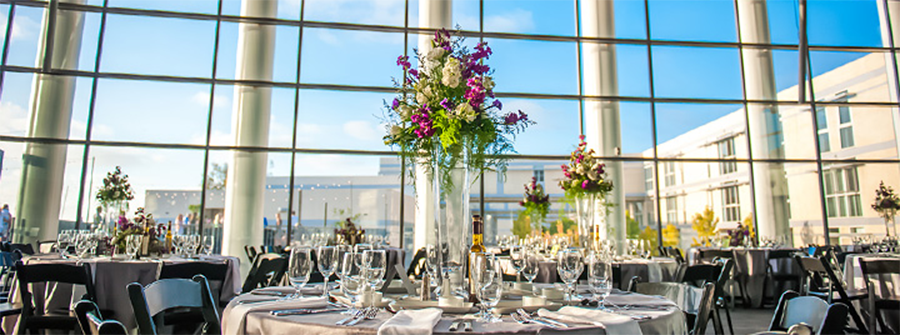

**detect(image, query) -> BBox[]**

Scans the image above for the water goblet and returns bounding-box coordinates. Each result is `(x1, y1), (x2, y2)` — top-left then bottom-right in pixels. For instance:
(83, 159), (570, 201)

(288, 247), (313, 298)
(317, 246), (338, 298)
(587, 251), (612, 308)
(557, 248), (584, 305)
(339, 252), (362, 313)
(362, 249), (386, 308)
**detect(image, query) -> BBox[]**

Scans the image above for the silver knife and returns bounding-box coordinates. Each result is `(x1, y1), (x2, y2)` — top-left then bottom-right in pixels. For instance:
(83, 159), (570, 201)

(271, 308), (345, 316)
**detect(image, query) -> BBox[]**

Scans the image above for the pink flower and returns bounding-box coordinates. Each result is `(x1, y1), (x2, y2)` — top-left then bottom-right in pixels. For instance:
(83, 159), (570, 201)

(582, 180), (590, 189)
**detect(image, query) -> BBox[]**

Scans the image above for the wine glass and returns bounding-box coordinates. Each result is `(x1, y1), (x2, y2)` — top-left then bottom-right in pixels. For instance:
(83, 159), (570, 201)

(188, 234), (201, 258)
(339, 252), (362, 314)
(362, 249), (386, 308)
(587, 251), (612, 308)
(288, 247), (313, 298)
(74, 231), (90, 258)
(202, 235), (215, 255)
(510, 244), (525, 283)
(557, 248), (584, 305)
(317, 246), (338, 298)
(474, 254), (502, 323)
(57, 230), (72, 258)
(126, 235), (142, 259)
(521, 253), (540, 289)
(640, 240), (652, 259)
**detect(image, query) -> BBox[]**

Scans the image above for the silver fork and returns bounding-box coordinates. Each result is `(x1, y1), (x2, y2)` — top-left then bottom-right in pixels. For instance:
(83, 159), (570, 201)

(346, 308), (378, 326)
(516, 308), (568, 328)
(336, 309), (364, 325)
(510, 312), (557, 328)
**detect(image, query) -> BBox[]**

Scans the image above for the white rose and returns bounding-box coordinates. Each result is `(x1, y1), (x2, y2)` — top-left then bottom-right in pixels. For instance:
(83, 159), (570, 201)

(416, 92), (427, 105)
(575, 165), (585, 175)
(427, 47), (445, 61)
(390, 125), (402, 137)
(454, 103), (477, 122)
(484, 76), (495, 90)
(399, 105), (413, 118)
(423, 86), (433, 98)
(444, 76), (459, 88)
(442, 58), (462, 88)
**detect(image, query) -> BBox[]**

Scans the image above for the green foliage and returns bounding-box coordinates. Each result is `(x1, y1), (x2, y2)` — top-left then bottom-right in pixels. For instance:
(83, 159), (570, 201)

(206, 163), (227, 190)
(188, 204), (201, 215)
(96, 166), (134, 206)
(626, 210), (640, 239)
(512, 212), (532, 239)
(662, 224), (680, 247)
(333, 208), (366, 229)
(691, 207), (719, 247)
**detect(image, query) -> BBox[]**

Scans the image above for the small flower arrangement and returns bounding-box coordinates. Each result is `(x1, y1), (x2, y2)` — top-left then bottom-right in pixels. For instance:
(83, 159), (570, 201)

(559, 135), (614, 199)
(383, 28), (532, 189)
(96, 166), (135, 206)
(112, 207), (166, 254)
(873, 181), (900, 219)
(520, 177), (550, 219)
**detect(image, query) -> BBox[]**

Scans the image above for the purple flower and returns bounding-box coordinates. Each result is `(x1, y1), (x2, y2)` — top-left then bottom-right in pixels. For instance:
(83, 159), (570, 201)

(408, 68), (419, 78)
(473, 42), (492, 60)
(392, 98), (400, 109)
(492, 99), (502, 110)
(440, 98), (454, 111)
(581, 180), (591, 189)
(504, 112), (520, 125)
(396, 55), (411, 69)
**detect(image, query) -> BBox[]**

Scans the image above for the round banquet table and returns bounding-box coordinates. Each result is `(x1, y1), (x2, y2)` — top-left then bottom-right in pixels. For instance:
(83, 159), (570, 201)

(223, 284), (690, 335)
(531, 258), (680, 289)
(689, 247), (799, 308)
(1, 253), (241, 333)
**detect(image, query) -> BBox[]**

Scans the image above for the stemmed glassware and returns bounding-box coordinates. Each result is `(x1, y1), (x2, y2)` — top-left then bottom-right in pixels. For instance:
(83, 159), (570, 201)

(362, 249), (386, 309)
(425, 244), (442, 297)
(339, 252), (362, 314)
(472, 253), (502, 323)
(557, 247), (584, 305)
(317, 246), (338, 298)
(187, 234), (201, 258)
(57, 230), (72, 258)
(201, 235), (215, 255)
(510, 244), (524, 283)
(522, 253), (539, 289)
(288, 247), (313, 298)
(587, 251), (612, 308)
(126, 235), (142, 259)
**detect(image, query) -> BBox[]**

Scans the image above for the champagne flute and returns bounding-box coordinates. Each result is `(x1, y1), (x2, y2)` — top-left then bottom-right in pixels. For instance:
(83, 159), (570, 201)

(202, 235), (215, 255)
(288, 247), (313, 298)
(57, 230), (72, 258)
(126, 235), (142, 260)
(317, 246), (338, 298)
(424, 244), (442, 297)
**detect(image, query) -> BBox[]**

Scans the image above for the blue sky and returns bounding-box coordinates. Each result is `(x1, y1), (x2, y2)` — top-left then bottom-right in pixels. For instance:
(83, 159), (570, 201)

(0, 0), (891, 221)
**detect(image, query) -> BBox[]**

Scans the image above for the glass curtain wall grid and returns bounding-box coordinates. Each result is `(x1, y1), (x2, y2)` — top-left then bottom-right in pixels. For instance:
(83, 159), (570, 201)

(0, 0), (898, 252)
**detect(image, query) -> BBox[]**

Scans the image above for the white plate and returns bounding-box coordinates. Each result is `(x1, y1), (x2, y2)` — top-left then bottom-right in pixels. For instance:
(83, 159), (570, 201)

(490, 300), (563, 315)
(390, 298), (476, 314)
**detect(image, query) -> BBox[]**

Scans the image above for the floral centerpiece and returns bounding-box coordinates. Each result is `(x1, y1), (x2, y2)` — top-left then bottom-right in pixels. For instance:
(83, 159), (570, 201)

(559, 135), (614, 249)
(519, 177), (550, 236)
(383, 29), (531, 273)
(96, 166), (135, 231)
(872, 181), (900, 236)
(112, 207), (166, 255)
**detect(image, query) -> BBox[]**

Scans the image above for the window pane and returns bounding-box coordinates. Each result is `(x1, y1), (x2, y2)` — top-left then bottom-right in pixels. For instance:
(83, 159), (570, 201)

(759, 104), (818, 160)
(216, 23), (299, 83)
(839, 106), (851, 124)
(296, 89), (393, 151)
(0, 72), (34, 137)
(304, 0), (406, 26)
(613, 45), (650, 98)
(301, 28), (402, 87)
(817, 133), (830, 152)
(652, 46), (742, 100)
(101, 15), (216, 78)
(778, 161), (826, 246)
(499, 98), (579, 156)
(91, 79), (211, 145)
(840, 127), (854, 148)
(649, 0), (736, 42)
(5, 5), (42, 67)
(108, 0), (219, 14)
(487, 38), (577, 95)
(807, 0), (884, 48)
(810, 52), (893, 104)
(484, 0), (573, 36)
(614, 0), (647, 39)
(654, 103), (747, 160)
(815, 108), (827, 130)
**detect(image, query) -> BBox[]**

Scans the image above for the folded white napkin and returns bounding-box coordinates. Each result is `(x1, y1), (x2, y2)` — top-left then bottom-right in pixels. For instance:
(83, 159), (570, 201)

(537, 306), (643, 335)
(223, 296), (327, 335)
(377, 308), (443, 335)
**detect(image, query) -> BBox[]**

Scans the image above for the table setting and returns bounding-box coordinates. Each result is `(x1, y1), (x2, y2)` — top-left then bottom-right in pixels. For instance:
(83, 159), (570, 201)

(223, 242), (690, 335)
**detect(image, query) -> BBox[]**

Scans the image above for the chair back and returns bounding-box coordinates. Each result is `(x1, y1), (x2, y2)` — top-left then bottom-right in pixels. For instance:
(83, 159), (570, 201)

(16, 261), (96, 314)
(159, 262), (228, 281)
(241, 253), (287, 293)
(74, 300), (128, 335)
(714, 258), (734, 298)
(681, 263), (722, 287)
(691, 283), (717, 335)
(127, 275), (220, 335)
(667, 247), (686, 265)
(244, 245), (258, 263)
(768, 290), (850, 335)
(699, 249), (732, 263)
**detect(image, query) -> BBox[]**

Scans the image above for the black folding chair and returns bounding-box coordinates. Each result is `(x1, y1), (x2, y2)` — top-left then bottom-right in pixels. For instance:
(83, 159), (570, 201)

(128, 275), (220, 335)
(241, 253), (287, 293)
(796, 255), (869, 334)
(692, 283), (720, 335)
(15, 260), (96, 334)
(74, 300), (128, 335)
(681, 263), (722, 287)
(749, 290), (849, 335)
(766, 249), (802, 303)
(159, 262), (230, 307)
(859, 258), (900, 334)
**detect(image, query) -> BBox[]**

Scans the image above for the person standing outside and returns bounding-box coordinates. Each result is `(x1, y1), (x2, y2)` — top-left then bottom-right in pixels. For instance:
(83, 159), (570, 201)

(0, 204), (12, 241)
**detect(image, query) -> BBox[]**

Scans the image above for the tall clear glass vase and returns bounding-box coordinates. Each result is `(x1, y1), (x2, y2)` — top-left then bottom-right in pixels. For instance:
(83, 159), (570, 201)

(433, 141), (472, 299)
(575, 194), (605, 251)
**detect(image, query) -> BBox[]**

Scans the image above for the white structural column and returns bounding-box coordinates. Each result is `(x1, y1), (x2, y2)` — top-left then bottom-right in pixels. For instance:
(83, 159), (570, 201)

(580, 0), (625, 251)
(223, 0), (277, 275)
(877, 0), (900, 163)
(15, 0), (86, 245)
(413, 0), (452, 253)
(738, 0), (790, 239)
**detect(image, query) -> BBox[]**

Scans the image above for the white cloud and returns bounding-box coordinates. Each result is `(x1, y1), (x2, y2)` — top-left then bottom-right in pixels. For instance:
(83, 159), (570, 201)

(296, 123), (324, 145)
(4, 15), (39, 41)
(0, 102), (29, 136)
(301, 0), (405, 26)
(191, 91), (231, 110)
(314, 29), (341, 46)
(459, 8), (536, 34)
(342, 120), (380, 141)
